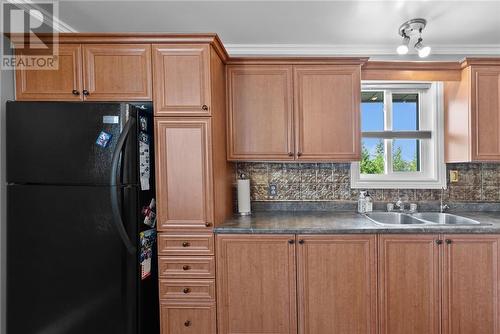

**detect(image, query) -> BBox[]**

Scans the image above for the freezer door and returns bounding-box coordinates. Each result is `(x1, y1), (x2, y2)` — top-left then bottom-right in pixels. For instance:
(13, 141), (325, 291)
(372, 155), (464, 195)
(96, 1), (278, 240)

(6, 101), (138, 185)
(7, 185), (138, 334)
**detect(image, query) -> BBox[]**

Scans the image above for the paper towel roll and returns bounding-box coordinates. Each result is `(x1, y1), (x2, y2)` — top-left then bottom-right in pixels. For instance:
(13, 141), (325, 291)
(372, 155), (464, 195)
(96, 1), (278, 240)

(237, 179), (251, 215)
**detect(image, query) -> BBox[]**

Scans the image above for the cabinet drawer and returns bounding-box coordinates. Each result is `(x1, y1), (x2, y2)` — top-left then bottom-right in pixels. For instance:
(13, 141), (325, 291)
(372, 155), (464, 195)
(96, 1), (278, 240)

(159, 256), (215, 279)
(158, 233), (214, 256)
(160, 301), (216, 334)
(159, 279), (215, 301)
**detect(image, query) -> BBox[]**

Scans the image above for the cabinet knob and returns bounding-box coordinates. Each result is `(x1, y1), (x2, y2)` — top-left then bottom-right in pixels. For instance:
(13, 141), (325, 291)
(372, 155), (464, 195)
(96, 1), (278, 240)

(445, 239), (452, 245)
(82, 89), (89, 96)
(72, 89), (80, 96)
(205, 222), (212, 227)
(288, 239), (295, 244)
(182, 242), (190, 247)
(288, 152), (294, 157)
(297, 152), (303, 157)
(183, 288), (191, 294)
(202, 105), (209, 111)
(184, 320), (191, 327)
(182, 265), (191, 271)
(436, 239), (443, 245)
(298, 239), (305, 244)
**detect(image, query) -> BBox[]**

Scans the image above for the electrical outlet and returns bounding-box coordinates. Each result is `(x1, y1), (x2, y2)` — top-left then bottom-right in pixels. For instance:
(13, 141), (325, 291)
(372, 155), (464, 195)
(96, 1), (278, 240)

(269, 184), (278, 197)
(449, 170), (459, 183)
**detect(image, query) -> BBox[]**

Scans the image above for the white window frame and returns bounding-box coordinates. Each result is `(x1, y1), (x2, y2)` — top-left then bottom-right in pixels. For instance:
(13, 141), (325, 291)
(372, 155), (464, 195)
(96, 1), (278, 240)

(351, 81), (446, 189)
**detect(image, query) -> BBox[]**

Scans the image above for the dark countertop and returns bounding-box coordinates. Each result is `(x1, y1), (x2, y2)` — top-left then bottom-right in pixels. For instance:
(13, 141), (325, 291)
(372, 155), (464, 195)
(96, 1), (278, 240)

(215, 211), (500, 234)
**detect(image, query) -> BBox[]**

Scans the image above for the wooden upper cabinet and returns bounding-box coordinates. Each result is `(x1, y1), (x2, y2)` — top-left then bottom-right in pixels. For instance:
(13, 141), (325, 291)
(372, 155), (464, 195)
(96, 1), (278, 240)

(297, 235), (377, 334)
(153, 44), (211, 116)
(294, 65), (361, 161)
(82, 44), (152, 101)
(155, 118), (213, 231)
(227, 65), (294, 160)
(445, 64), (500, 162)
(379, 234), (441, 334)
(471, 66), (500, 161)
(217, 234), (297, 334)
(226, 63), (363, 161)
(15, 44), (83, 101)
(442, 235), (500, 334)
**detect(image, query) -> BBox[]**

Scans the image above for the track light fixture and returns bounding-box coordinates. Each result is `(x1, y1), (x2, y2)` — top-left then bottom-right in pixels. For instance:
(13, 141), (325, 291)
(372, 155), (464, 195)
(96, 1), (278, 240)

(397, 18), (431, 58)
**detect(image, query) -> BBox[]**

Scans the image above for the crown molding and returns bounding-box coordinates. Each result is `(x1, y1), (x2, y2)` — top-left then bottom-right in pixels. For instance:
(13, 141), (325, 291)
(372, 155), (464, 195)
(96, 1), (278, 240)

(224, 43), (500, 57)
(6, 0), (78, 33)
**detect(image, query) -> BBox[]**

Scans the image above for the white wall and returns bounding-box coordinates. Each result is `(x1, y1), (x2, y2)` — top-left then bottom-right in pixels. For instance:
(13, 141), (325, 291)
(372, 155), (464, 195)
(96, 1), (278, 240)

(0, 54), (15, 334)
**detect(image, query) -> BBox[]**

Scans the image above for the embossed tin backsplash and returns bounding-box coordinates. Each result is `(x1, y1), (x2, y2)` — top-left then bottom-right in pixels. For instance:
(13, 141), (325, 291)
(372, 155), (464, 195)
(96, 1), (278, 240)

(235, 162), (500, 202)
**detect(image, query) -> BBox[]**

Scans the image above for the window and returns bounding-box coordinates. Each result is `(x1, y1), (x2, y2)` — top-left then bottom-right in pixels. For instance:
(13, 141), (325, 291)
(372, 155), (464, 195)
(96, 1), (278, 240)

(351, 82), (446, 189)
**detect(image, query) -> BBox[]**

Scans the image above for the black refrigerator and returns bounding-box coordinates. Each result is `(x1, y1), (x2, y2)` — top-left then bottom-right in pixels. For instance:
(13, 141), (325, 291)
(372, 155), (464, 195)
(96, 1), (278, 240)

(6, 101), (159, 334)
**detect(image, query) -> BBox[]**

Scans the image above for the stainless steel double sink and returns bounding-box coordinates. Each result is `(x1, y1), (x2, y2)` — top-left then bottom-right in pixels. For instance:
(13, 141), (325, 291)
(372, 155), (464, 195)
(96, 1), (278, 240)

(365, 212), (491, 226)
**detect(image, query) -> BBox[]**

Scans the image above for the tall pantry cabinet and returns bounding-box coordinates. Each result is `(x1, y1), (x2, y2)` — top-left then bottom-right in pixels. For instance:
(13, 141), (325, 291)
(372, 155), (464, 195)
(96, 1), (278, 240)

(153, 41), (233, 333)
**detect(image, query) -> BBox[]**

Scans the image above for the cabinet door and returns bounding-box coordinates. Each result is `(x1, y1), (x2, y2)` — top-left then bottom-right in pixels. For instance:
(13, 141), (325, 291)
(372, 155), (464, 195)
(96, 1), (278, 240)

(160, 302), (216, 334)
(471, 66), (500, 161)
(227, 65), (294, 160)
(82, 44), (152, 101)
(153, 44), (211, 116)
(217, 234), (297, 334)
(15, 44), (83, 101)
(442, 235), (500, 334)
(297, 235), (377, 334)
(379, 235), (441, 334)
(155, 118), (213, 231)
(294, 65), (361, 161)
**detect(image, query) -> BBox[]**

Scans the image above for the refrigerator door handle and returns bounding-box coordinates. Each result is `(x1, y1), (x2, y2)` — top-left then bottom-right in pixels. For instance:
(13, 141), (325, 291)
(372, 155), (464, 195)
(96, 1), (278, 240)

(110, 118), (137, 255)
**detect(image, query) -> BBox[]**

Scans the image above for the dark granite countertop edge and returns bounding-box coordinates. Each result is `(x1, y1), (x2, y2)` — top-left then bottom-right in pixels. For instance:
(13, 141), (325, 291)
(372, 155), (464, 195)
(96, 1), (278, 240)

(214, 227), (500, 234)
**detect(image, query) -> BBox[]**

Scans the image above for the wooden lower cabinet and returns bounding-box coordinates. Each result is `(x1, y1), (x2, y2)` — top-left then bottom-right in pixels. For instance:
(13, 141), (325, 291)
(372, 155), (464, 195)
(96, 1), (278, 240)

(216, 234), (297, 334)
(297, 235), (377, 334)
(379, 234), (441, 334)
(160, 301), (216, 334)
(214, 233), (500, 334)
(442, 234), (500, 334)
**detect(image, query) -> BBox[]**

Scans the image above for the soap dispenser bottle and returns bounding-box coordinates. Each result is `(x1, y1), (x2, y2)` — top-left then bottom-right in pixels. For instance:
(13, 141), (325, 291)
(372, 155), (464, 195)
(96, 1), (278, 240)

(357, 191), (367, 214)
(365, 191), (373, 212)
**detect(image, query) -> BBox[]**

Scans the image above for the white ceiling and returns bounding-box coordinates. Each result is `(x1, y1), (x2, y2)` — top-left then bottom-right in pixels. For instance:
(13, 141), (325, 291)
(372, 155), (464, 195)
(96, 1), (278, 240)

(57, 0), (500, 59)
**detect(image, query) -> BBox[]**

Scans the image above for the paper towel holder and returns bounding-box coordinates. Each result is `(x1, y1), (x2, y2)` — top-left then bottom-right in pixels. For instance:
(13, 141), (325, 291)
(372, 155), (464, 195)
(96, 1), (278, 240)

(237, 173), (251, 216)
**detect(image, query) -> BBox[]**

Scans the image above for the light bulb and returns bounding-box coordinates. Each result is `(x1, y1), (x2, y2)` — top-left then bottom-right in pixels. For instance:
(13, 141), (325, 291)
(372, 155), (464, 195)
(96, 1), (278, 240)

(414, 38), (431, 58)
(417, 45), (431, 58)
(396, 44), (409, 55)
(396, 36), (410, 55)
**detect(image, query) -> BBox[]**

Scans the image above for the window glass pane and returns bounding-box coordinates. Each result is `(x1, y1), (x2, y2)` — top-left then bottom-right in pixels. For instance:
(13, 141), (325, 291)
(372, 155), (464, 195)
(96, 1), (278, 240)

(392, 139), (420, 172)
(393, 93), (419, 131)
(361, 91), (384, 131)
(361, 138), (385, 174)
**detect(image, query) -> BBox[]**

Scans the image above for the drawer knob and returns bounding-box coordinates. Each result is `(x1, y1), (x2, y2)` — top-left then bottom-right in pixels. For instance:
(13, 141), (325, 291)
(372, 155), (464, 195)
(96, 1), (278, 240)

(288, 239), (295, 244)
(182, 265), (191, 271)
(202, 105), (209, 111)
(298, 239), (305, 244)
(183, 288), (191, 294)
(72, 89), (80, 96)
(446, 239), (453, 245)
(436, 239), (443, 245)
(182, 242), (190, 247)
(297, 152), (303, 157)
(82, 89), (89, 96)
(184, 320), (191, 327)
(288, 152), (293, 157)
(205, 222), (212, 227)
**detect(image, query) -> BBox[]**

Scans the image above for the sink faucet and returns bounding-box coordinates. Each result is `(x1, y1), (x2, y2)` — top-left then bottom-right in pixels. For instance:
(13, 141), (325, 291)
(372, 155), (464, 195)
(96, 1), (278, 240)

(395, 197), (405, 211)
(440, 187), (449, 213)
